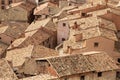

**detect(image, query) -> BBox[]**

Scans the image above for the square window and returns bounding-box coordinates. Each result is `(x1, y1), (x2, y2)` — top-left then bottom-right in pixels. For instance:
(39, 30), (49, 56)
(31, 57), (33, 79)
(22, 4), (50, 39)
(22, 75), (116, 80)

(39, 0), (43, 2)
(1, 6), (4, 9)
(94, 42), (99, 47)
(117, 72), (120, 78)
(80, 76), (85, 80)
(62, 38), (65, 41)
(11, 41), (13, 43)
(82, 13), (86, 17)
(118, 58), (120, 63)
(1, 0), (4, 4)
(98, 72), (102, 77)
(63, 23), (66, 27)
(9, 0), (12, 4)
(45, 15), (48, 18)
(64, 78), (67, 80)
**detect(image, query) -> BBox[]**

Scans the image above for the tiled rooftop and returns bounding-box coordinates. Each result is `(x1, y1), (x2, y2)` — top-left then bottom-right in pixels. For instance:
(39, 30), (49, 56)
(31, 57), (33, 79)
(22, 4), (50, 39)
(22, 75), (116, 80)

(25, 18), (51, 32)
(0, 22), (28, 39)
(6, 45), (58, 67)
(0, 59), (18, 80)
(47, 52), (118, 77)
(8, 29), (51, 49)
(19, 74), (57, 80)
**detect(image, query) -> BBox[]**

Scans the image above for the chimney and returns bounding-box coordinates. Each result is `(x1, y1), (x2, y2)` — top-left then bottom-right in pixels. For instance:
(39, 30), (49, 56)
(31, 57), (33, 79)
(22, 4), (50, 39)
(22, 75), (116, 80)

(107, 10), (111, 13)
(67, 46), (73, 54)
(72, 21), (78, 29)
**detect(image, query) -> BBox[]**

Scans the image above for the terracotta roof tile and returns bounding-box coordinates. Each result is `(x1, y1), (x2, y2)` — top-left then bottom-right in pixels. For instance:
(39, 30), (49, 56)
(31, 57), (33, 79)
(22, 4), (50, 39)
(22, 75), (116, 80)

(34, 2), (58, 15)
(25, 18), (51, 32)
(6, 45), (33, 67)
(0, 22), (28, 39)
(8, 29), (51, 49)
(6, 45), (58, 67)
(47, 52), (118, 77)
(0, 59), (18, 80)
(0, 42), (9, 56)
(19, 74), (56, 80)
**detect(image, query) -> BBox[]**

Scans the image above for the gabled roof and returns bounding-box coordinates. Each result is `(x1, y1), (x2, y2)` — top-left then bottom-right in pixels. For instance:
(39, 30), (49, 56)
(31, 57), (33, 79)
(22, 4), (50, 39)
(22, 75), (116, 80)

(0, 22), (28, 39)
(107, 0), (120, 10)
(64, 40), (86, 49)
(6, 45), (33, 67)
(6, 1), (24, 9)
(34, 2), (58, 15)
(62, 5), (77, 11)
(88, 8), (111, 16)
(69, 16), (117, 31)
(58, 14), (81, 21)
(25, 18), (51, 32)
(31, 45), (58, 58)
(99, 12), (120, 30)
(68, 3), (107, 14)
(1, 1), (35, 21)
(6, 45), (58, 67)
(6, 1), (35, 11)
(0, 26), (9, 34)
(68, 3), (93, 13)
(0, 41), (9, 56)
(0, 58), (18, 80)
(85, 27), (117, 40)
(8, 29), (51, 50)
(20, 1), (35, 11)
(19, 74), (57, 80)
(75, 27), (118, 41)
(47, 52), (118, 77)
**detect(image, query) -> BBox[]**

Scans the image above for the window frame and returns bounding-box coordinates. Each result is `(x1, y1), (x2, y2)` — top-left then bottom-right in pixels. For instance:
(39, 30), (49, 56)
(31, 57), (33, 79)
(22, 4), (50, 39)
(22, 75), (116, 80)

(62, 38), (65, 41)
(80, 75), (85, 80)
(94, 42), (99, 47)
(98, 72), (102, 77)
(118, 58), (120, 63)
(63, 23), (66, 27)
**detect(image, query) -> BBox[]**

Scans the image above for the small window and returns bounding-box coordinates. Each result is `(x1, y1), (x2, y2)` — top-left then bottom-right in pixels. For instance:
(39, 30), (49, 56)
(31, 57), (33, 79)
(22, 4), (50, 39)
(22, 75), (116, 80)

(8, 0), (12, 4)
(118, 30), (120, 32)
(62, 38), (65, 41)
(98, 72), (102, 77)
(64, 78), (67, 80)
(48, 63), (50, 67)
(1, 6), (5, 9)
(118, 58), (120, 63)
(45, 15), (48, 18)
(43, 42), (45, 45)
(68, 3), (72, 6)
(38, 0), (43, 2)
(117, 72), (120, 78)
(11, 41), (13, 43)
(39, 15), (42, 18)
(63, 23), (66, 27)
(49, 44), (51, 48)
(94, 42), (99, 47)
(80, 76), (85, 80)
(82, 13), (86, 17)
(1, 0), (4, 4)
